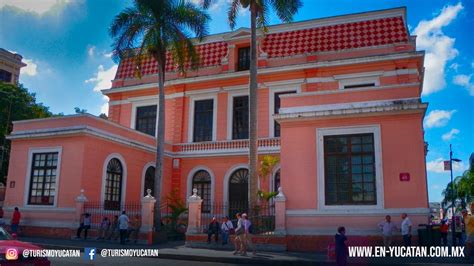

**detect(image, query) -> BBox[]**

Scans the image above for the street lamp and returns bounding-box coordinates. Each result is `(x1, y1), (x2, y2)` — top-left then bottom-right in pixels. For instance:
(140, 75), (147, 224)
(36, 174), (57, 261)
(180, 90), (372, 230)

(449, 144), (461, 246)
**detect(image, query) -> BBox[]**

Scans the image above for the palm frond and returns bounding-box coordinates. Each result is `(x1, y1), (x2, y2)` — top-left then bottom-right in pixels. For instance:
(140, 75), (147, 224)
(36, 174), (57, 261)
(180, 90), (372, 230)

(270, 0), (303, 23)
(228, 0), (241, 30)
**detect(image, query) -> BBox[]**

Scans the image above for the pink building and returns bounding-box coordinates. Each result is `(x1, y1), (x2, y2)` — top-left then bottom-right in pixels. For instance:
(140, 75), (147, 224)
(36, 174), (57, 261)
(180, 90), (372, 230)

(4, 7), (429, 251)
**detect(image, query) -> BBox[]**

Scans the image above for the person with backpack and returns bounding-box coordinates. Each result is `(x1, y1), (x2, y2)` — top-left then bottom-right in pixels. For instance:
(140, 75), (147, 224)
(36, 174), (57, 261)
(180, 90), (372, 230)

(221, 216), (234, 245)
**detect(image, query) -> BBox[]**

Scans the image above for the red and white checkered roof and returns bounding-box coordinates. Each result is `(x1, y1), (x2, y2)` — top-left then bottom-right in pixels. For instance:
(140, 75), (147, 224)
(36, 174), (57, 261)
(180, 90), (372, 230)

(115, 16), (408, 79)
(262, 16), (408, 58)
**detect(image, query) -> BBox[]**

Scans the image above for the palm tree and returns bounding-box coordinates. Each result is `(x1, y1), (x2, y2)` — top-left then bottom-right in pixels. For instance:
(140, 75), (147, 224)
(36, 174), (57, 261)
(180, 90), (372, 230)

(202, 0), (302, 212)
(110, 0), (209, 232)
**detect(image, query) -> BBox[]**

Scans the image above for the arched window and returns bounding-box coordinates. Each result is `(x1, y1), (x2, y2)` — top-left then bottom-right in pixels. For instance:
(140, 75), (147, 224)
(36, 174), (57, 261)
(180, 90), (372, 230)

(228, 168), (249, 217)
(274, 169), (281, 193)
(104, 158), (123, 210)
(144, 166), (155, 197)
(192, 170), (211, 213)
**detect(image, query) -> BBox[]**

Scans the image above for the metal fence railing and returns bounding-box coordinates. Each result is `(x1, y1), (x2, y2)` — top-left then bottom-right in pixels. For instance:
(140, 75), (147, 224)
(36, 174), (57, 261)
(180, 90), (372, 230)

(200, 201), (275, 235)
(82, 201), (141, 229)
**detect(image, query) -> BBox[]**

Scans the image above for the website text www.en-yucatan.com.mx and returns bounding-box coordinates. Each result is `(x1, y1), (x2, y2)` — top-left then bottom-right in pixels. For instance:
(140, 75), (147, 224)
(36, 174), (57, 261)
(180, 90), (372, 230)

(349, 246), (465, 258)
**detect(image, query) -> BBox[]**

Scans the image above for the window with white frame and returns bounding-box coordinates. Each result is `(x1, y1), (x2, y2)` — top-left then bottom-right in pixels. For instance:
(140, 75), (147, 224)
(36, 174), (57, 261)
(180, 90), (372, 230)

(339, 77), (379, 90)
(135, 105), (157, 136)
(28, 152), (59, 205)
(104, 158), (123, 210)
(274, 91), (296, 137)
(232, 95), (249, 140)
(193, 99), (214, 142)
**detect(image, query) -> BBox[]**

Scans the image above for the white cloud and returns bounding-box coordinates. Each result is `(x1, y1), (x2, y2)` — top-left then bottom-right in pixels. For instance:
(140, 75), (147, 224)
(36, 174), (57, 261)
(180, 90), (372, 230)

(85, 64), (118, 92)
(20, 58), (38, 76)
(0, 0), (72, 15)
(442, 128), (460, 141)
(87, 46), (96, 57)
(449, 63), (459, 71)
(414, 2), (463, 95)
(100, 96), (109, 115)
(103, 52), (113, 58)
(427, 157), (466, 173)
(424, 109), (456, 128)
(453, 74), (474, 95)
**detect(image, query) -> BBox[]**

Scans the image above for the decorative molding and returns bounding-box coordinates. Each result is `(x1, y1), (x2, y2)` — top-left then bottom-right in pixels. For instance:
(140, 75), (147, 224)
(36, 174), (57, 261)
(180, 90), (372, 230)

(8, 125), (156, 153)
(223, 164), (249, 204)
(103, 52), (423, 94)
(276, 100), (427, 121)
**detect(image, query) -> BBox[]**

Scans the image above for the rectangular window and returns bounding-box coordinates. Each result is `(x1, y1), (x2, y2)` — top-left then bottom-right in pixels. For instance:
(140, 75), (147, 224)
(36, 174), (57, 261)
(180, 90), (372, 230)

(135, 105), (157, 136)
(0, 69), (12, 83)
(274, 91), (296, 137)
(232, 95), (249, 139)
(324, 133), (376, 205)
(193, 99), (214, 142)
(237, 47), (250, 71)
(343, 83), (376, 89)
(28, 152), (59, 205)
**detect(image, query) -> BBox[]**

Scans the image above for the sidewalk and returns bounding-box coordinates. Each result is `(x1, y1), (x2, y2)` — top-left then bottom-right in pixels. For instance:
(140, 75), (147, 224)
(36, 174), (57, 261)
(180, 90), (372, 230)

(18, 236), (474, 265)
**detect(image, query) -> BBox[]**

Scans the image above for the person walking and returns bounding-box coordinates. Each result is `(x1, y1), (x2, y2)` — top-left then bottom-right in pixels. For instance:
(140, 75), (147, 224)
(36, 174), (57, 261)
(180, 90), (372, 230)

(97, 217), (111, 240)
(107, 215), (119, 241)
(401, 213), (412, 246)
(75, 213), (91, 239)
(10, 207), (21, 235)
(378, 215), (397, 248)
(221, 216), (234, 245)
(440, 219), (449, 246)
(464, 205), (474, 256)
(207, 217), (220, 244)
(233, 213), (244, 255)
(335, 226), (348, 266)
(118, 211), (129, 245)
(241, 213), (256, 256)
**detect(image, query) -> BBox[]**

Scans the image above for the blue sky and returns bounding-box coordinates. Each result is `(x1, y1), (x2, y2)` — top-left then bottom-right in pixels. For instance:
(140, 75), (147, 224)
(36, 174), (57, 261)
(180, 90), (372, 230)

(0, 0), (472, 202)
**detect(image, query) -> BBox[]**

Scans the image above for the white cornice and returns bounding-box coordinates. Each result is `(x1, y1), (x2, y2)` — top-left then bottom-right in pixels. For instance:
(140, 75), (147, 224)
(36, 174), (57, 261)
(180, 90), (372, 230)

(103, 52), (423, 95)
(7, 125), (157, 153)
(12, 113), (156, 140)
(275, 99), (427, 121)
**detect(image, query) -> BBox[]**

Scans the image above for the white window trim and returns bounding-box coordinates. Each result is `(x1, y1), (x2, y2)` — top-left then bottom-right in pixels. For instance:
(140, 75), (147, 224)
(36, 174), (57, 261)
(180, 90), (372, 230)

(100, 153), (128, 206)
(268, 84), (301, 138)
(186, 166), (216, 206)
(23, 147), (63, 208)
(188, 94), (218, 143)
(270, 164), (281, 193)
(223, 164), (249, 204)
(316, 125), (384, 211)
(338, 76), (380, 90)
(130, 99), (159, 137)
(140, 162), (155, 198)
(226, 89), (248, 140)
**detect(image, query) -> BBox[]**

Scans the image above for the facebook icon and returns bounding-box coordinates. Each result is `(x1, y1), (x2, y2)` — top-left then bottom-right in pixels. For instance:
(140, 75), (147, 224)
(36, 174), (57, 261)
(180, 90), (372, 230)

(84, 248), (96, 261)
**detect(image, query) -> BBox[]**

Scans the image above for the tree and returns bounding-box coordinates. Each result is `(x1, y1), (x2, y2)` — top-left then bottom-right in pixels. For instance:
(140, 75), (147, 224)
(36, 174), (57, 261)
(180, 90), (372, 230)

(202, 0), (302, 211)
(74, 107), (87, 114)
(442, 168), (474, 214)
(110, 0), (209, 232)
(0, 82), (53, 181)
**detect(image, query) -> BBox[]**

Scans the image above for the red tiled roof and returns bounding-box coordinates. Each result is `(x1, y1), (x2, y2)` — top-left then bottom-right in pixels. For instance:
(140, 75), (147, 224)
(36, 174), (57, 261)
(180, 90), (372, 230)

(115, 16), (408, 79)
(262, 17), (408, 57)
(115, 41), (228, 79)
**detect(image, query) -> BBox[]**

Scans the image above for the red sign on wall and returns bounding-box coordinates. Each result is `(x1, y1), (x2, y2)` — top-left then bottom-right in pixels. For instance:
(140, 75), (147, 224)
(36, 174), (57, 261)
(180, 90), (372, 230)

(400, 173), (410, 182)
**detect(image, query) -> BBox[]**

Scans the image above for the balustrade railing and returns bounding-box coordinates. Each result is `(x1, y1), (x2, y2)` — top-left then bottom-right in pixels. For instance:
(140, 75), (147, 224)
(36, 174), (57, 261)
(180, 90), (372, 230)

(174, 137), (280, 153)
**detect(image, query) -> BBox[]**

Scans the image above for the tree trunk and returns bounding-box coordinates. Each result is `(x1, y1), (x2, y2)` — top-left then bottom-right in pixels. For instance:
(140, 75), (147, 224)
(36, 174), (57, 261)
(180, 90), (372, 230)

(248, 1), (259, 215)
(153, 52), (166, 232)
